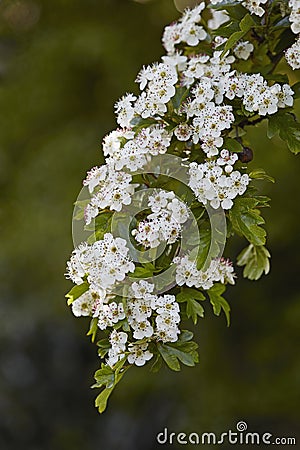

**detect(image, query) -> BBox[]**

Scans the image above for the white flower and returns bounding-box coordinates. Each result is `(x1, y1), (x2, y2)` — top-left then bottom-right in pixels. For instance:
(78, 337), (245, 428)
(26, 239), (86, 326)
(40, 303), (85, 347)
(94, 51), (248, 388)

(115, 93), (137, 128)
(242, 0), (267, 16)
(110, 329), (128, 349)
(285, 36), (300, 70)
(127, 343), (153, 366)
(148, 190), (174, 213)
(174, 123), (192, 141)
(106, 330), (128, 367)
(167, 198), (189, 224)
(273, 84), (294, 108)
(135, 65), (154, 90)
(234, 41), (254, 60)
(130, 280), (154, 298)
(162, 51), (188, 70)
(289, 0), (300, 34)
(131, 319), (154, 340)
(71, 291), (95, 317)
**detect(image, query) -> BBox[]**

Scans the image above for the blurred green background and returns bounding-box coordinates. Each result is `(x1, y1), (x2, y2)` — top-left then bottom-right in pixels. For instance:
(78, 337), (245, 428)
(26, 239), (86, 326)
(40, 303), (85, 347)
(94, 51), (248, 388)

(0, 0), (299, 449)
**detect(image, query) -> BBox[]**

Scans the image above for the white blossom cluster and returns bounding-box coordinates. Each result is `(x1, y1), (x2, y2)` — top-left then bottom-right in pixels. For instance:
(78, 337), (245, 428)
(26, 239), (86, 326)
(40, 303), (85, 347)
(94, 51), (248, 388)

(286, 35), (300, 69)
(174, 255), (235, 290)
(71, 279), (181, 367)
(188, 153), (250, 210)
(126, 281), (180, 345)
(83, 164), (135, 224)
(134, 63), (178, 118)
(162, 2), (207, 54)
(103, 124), (172, 172)
(132, 190), (189, 248)
(66, 233), (135, 290)
(105, 281), (181, 367)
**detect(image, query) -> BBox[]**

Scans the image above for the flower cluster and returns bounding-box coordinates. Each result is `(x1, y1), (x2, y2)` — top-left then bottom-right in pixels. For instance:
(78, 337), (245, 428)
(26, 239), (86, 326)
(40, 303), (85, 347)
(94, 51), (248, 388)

(134, 63), (178, 118)
(174, 256), (236, 290)
(66, 233), (135, 290)
(127, 281), (180, 345)
(71, 279), (181, 368)
(162, 3), (206, 54)
(132, 190), (189, 248)
(83, 165), (135, 224)
(286, 35), (300, 69)
(188, 154), (250, 210)
(104, 124), (172, 172)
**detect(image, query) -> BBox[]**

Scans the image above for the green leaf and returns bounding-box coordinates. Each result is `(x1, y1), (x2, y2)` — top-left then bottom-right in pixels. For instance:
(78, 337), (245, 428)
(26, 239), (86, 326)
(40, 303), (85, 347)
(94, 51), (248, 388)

(176, 287), (206, 303)
(177, 288), (206, 324)
(268, 111), (300, 154)
(214, 21), (239, 38)
(157, 337), (199, 371)
(94, 365), (115, 388)
(221, 13), (256, 56)
(95, 387), (114, 414)
(97, 338), (110, 358)
(157, 343), (180, 371)
(239, 13), (256, 32)
(179, 330), (194, 342)
(73, 199), (90, 220)
(274, 28), (296, 54)
(249, 168), (275, 183)
(150, 354), (162, 373)
(65, 281), (89, 305)
(222, 30), (245, 55)
(93, 358), (128, 413)
(229, 197), (266, 246)
(207, 283), (231, 326)
(186, 298), (205, 324)
(130, 265), (154, 278)
(85, 211), (112, 242)
(131, 116), (157, 131)
(86, 318), (98, 343)
(292, 81), (300, 99)
(237, 244), (271, 280)
(223, 137), (244, 153)
(172, 87), (189, 110)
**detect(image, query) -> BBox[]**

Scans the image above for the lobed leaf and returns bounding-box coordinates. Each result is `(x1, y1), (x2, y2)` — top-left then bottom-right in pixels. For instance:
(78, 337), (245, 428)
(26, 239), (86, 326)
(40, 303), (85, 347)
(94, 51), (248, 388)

(268, 111), (300, 155)
(229, 197), (267, 246)
(237, 244), (271, 280)
(207, 284), (231, 326)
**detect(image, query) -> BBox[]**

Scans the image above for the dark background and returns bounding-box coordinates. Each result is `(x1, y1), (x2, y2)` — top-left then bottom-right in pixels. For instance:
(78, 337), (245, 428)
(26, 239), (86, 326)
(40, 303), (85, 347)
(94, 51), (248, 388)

(0, 0), (299, 448)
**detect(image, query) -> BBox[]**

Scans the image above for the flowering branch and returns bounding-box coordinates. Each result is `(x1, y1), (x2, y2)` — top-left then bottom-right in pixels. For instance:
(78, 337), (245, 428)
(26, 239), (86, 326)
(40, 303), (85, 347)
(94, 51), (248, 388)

(65, 0), (300, 413)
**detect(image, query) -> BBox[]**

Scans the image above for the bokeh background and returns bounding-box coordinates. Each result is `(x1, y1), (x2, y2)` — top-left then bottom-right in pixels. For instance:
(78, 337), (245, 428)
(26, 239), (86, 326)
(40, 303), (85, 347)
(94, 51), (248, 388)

(0, 0), (299, 449)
